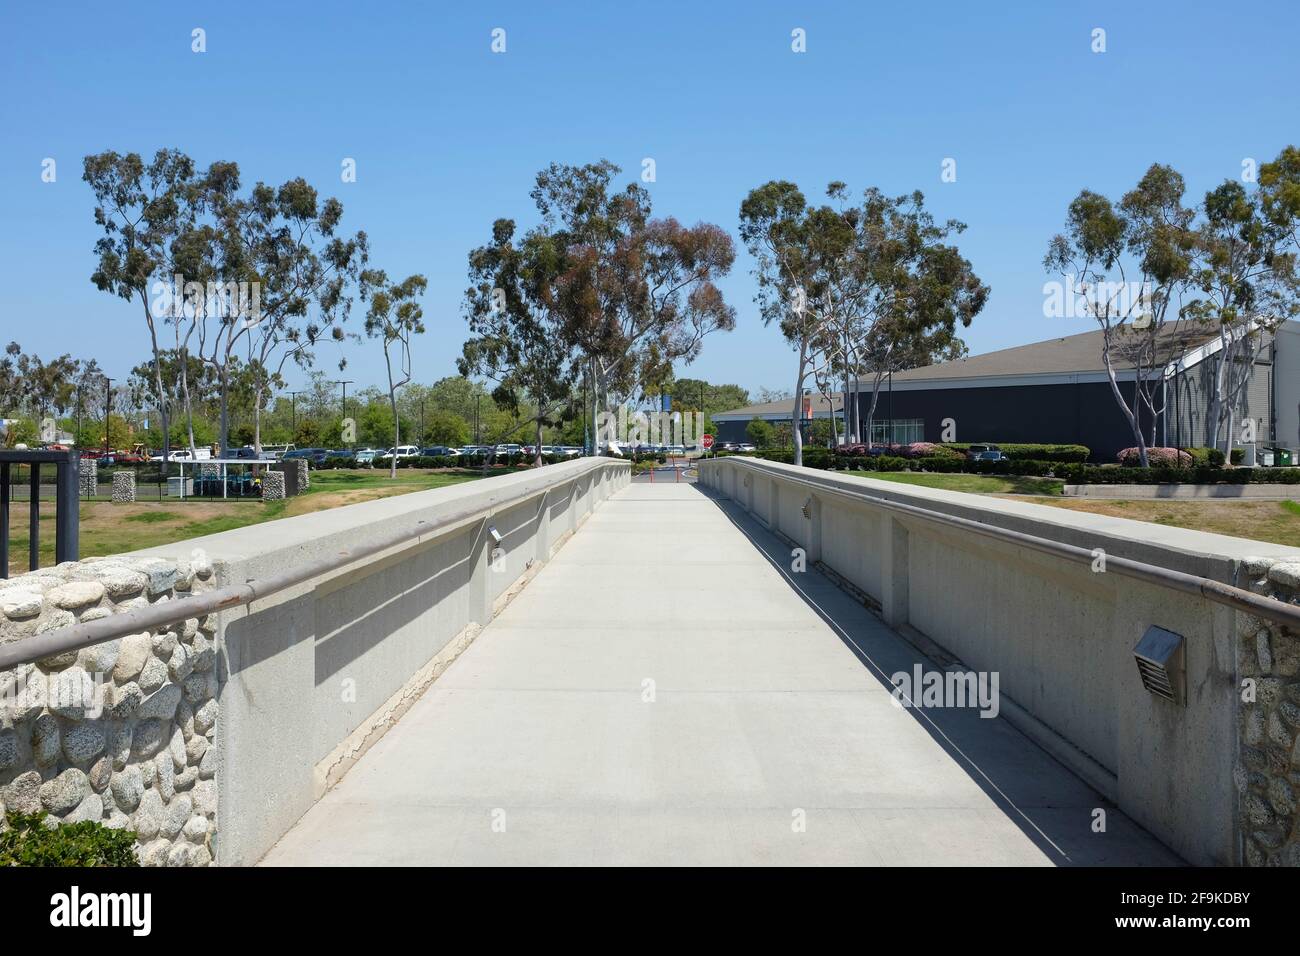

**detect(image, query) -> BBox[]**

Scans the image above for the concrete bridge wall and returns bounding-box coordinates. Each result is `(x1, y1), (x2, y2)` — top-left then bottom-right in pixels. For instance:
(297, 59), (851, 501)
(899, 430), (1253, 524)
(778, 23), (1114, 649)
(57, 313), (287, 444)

(134, 457), (628, 865)
(700, 456), (1300, 866)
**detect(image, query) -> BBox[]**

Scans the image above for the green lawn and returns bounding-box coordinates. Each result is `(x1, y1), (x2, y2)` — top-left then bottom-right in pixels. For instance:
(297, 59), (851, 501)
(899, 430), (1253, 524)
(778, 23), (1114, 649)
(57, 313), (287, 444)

(5, 468), (487, 576)
(842, 470), (1065, 496)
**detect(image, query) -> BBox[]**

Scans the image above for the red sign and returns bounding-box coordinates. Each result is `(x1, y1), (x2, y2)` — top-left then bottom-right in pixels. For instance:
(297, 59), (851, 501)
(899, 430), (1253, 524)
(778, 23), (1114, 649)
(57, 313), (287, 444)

(702, 434), (714, 449)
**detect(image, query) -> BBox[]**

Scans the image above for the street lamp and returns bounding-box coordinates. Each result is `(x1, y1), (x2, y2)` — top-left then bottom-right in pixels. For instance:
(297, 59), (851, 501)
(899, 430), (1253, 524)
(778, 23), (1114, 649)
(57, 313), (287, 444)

(335, 380), (353, 448)
(288, 390), (303, 439)
(103, 377), (113, 455)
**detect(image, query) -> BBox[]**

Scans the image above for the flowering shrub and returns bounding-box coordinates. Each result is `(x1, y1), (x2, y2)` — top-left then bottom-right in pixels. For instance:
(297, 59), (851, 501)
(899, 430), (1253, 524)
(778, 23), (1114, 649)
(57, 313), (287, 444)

(1117, 447), (1192, 468)
(901, 442), (962, 460)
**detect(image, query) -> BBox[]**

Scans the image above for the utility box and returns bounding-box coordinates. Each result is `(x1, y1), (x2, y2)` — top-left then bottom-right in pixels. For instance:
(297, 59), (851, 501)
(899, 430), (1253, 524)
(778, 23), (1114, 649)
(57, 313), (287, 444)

(1275, 447), (1294, 467)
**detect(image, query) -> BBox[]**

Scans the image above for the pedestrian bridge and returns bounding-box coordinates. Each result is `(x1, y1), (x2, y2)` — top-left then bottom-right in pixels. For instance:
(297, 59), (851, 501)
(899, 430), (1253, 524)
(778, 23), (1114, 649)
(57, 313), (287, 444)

(3, 457), (1299, 866)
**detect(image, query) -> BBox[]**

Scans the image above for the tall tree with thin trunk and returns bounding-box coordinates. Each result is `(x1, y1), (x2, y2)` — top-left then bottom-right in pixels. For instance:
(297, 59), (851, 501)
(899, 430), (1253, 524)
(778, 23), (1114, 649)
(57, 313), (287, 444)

(532, 161), (736, 451)
(459, 219), (576, 467)
(1045, 165), (1196, 465)
(84, 149), (197, 462)
(197, 168), (367, 455)
(360, 270), (427, 477)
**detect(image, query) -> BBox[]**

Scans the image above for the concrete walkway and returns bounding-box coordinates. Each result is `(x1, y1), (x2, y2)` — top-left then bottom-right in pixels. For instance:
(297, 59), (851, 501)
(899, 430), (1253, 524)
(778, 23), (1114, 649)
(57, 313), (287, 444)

(262, 483), (1179, 866)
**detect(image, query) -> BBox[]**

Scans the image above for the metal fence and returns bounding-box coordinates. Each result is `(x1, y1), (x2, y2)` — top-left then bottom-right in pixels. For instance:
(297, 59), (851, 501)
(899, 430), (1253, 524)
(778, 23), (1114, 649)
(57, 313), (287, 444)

(0, 449), (80, 579)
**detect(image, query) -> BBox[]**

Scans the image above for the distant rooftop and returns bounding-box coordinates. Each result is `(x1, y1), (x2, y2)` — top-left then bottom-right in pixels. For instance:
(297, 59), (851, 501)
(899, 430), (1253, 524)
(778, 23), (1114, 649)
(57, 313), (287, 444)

(886, 325), (1219, 384)
(713, 323), (1230, 421)
(712, 393), (842, 422)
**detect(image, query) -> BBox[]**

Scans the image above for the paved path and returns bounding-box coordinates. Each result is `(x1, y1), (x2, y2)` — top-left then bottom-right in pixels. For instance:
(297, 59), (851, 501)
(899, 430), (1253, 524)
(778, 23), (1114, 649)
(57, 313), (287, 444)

(262, 483), (1179, 866)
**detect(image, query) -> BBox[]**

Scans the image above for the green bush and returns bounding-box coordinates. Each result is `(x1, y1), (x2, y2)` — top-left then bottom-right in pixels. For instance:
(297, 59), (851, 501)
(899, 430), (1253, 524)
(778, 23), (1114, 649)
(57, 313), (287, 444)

(756, 447), (833, 469)
(941, 443), (1090, 463)
(1231, 448), (1245, 466)
(1059, 464), (1300, 485)
(0, 811), (139, 867)
(1181, 447), (1226, 467)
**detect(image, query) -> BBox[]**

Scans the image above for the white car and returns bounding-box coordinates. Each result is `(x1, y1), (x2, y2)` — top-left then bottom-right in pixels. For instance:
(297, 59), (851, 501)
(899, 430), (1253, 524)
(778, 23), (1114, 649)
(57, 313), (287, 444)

(149, 449), (210, 462)
(384, 445), (420, 459)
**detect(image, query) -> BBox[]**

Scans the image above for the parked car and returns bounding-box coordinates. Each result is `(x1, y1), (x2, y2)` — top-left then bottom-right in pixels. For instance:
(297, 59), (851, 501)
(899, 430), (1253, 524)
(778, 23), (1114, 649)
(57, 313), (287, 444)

(420, 446), (459, 458)
(149, 448), (211, 462)
(284, 447), (331, 467)
(383, 445), (420, 459)
(328, 449), (357, 463)
(965, 443), (1002, 460)
(734, 443), (755, 453)
(354, 447), (379, 465)
(972, 449), (1007, 462)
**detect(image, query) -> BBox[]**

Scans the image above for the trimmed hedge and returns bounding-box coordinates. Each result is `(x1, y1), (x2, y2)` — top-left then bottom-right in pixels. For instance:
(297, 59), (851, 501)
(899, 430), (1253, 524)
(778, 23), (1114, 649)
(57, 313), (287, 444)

(1181, 447), (1227, 467)
(940, 443), (1090, 463)
(752, 447), (1300, 485)
(1059, 464), (1300, 485)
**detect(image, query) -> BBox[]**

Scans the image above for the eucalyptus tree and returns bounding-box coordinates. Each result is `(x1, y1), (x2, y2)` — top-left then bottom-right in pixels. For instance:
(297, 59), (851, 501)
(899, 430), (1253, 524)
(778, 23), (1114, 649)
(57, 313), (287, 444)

(459, 218), (576, 466)
(849, 209), (987, 444)
(739, 181), (984, 463)
(199, 170), (368, 455)
(0, 343), (80, 427)
(1045, 164), (1196, 465)
(84, 149), (198, 462)
(1181, 161), (1298, 456)
(532, 161), (736, 451)
(360, 269), (428, 477)
(738, 180), (843, 466)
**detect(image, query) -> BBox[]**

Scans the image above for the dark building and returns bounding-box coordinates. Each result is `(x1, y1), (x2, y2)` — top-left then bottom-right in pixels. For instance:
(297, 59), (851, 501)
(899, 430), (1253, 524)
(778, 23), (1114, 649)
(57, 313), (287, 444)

(714, 323), (1300, 462)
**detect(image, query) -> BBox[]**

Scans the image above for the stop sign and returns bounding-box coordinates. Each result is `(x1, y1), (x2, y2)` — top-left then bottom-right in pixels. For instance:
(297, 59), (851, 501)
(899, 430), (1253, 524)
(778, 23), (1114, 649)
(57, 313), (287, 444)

(702, 434), (714, 449)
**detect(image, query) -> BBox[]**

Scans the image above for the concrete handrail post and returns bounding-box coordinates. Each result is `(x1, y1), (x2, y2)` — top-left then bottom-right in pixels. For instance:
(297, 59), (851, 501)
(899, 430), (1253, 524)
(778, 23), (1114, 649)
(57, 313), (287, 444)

(535, 490), (551, 562)
(805, 494), (823, 565)
(767, 478), (780, 533)
(880, 513), (910, 629)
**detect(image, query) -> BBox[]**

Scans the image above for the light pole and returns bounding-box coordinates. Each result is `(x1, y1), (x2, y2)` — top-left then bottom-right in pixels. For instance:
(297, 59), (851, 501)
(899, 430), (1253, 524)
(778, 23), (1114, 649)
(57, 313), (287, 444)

(103, 377), (113, 455)
(288, 390), (303, 440)
(335, 380), (353, 448)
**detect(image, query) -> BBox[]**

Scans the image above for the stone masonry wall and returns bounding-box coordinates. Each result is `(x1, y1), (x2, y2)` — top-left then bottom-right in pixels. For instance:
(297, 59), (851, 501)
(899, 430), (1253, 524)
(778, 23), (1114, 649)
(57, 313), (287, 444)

(1237, 556), (1300, 866)
(0, 554), (219, 866)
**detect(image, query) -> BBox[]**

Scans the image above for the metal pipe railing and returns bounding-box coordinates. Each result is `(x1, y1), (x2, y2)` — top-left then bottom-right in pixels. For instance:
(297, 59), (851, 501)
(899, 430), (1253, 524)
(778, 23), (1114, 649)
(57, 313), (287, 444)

(705, 458), (1300, 630)
(0, 460), (627, 671)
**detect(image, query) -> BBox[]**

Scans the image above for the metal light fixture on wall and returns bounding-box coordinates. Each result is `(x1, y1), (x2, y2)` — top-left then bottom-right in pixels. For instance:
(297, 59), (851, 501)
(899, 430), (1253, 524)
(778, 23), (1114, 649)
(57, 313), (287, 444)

(1133, 626), (1185, 705)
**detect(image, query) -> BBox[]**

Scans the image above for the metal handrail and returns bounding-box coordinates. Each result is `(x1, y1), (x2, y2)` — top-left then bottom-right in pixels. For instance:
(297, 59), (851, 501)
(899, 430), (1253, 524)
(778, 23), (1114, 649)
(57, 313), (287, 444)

(0, 459), (627, 671)
(703, 457), (1300, 630)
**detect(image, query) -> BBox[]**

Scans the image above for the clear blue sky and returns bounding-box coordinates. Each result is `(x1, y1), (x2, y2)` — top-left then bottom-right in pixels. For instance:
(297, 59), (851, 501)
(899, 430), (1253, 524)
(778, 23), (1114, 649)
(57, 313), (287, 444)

(2, 0), (1297, 400)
